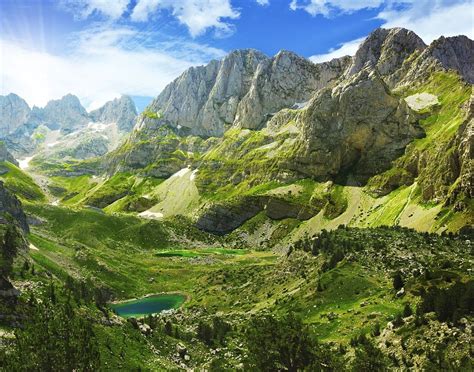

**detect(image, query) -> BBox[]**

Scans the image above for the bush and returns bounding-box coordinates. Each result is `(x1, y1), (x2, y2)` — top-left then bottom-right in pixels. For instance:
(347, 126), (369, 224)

(351, 338), (389, 372)
(403, 303), (413, 318)
(245, 312), (341, 371)
(393, 271), (404, 290)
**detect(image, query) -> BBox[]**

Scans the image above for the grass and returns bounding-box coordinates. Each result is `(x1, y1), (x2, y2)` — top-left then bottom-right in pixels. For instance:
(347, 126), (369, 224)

(155, 248), (249, 258)
(0, 161), (46, 202)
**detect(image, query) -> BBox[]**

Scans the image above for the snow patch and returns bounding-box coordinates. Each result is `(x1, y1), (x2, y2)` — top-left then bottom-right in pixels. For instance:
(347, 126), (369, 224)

(139, 210), (164, 219)
(18, 156), (34, 169)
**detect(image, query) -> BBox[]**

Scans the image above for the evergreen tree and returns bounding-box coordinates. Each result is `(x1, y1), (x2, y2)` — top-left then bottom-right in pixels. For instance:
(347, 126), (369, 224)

(392, 272), (404, 290)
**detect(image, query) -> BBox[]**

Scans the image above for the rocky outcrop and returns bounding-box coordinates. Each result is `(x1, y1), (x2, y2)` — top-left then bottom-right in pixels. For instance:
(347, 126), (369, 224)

(90, 95), (137, 132)
(195, 195), (316, 234)
(140, 49), (349, 137)
(234, 51), (350, 130)
(0, 181), (28, 233)
(346, 28), (426, 87)
(29, 94), (89, 134)
(141, 49), (267, 137)
(0, 142), (18, 166)
(290, 67), (424, 183)
(400, 35), (474, 86)
(195, 196), (264, 235)
(0, 94), (31, 136)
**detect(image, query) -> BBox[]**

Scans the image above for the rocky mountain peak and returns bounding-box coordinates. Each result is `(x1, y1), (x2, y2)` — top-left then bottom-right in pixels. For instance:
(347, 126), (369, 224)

(0, 142), (18, 166)
(31, 93), (89, 133)
(0, 93), (31, 136)
(89, 95), (137, 132)
(425, 35), (474, 83)
(347, 27), (427, 82)
(142, 47), (349, 137)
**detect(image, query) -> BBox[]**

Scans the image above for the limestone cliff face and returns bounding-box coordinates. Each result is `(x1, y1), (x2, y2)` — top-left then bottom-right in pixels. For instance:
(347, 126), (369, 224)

(291, 67), (424, 183)
(235, 51), (350, 130)
(0, 142), (18, 166)
(141, 49), (349, 136)
(89, 95), (137, 132)
(30, 94), (90, 134)
(141, 49), (267, 137)
(346, 27), (426, 87)
(0, 94), (31, 136)
(400, 35), (474, 86)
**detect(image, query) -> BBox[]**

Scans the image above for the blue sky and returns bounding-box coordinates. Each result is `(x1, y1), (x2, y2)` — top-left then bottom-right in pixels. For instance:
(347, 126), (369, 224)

(0, 0), (472, 111)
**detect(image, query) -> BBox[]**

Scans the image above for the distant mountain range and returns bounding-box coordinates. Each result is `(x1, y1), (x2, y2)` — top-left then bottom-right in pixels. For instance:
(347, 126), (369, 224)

(0, 94), (137, 157)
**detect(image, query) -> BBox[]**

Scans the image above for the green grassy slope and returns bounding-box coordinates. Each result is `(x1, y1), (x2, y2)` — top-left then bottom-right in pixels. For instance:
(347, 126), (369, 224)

(0, 161), (46, 202)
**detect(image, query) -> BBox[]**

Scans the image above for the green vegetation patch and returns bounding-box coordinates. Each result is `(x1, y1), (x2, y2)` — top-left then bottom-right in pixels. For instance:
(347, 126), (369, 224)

(0, 161), (46, 202)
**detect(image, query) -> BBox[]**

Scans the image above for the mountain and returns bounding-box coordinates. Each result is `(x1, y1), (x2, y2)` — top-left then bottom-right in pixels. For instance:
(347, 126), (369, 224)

(29, 94), (89, 134)
(139, 49), (350, 137)
(0, 93), (31, 136)
(0, 94), (137, 159)
(0, 27), (472, 372)
(0, 142), (18, 166)
(97, 27), (473, 236)
(89, 95), (137, 132)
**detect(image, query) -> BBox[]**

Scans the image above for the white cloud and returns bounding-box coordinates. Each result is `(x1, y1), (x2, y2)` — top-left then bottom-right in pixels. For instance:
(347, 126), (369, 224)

(378, 1), (474, 42)
(290, 0), (384, 17)
(308, 1), (473, 63)
(309, 37), (364, 63)
(61, 0), (130, 19)
(0, 26), (226, 110)
(256, 0), (270, 5)
(131, 0), (240, 37)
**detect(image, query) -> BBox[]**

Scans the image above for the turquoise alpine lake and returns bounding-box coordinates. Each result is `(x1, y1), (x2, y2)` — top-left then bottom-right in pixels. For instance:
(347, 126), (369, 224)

(110, 294), (186, 318)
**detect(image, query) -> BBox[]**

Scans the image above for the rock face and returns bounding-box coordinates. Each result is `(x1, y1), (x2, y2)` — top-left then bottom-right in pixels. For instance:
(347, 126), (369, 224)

(142, 49), (267, 137)
(235, 51), (350, 130)
(0, 142), (18, 166)
(141, 49), (349, 137)
(0, 181), (28, 233)
(291, 67), (423, 183)
(346, 27), (426, 87)
(29, 94), (89, 134)
(0, 94), (31, 136)
(90, 95), (137, 132)
(400, 35), (474, 86)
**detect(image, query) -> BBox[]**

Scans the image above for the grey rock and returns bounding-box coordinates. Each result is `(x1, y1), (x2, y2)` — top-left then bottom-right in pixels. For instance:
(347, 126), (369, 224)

(195, 196), (264, 235)
(0, 142), (18, 166)
(30, 94), (89, 133)
(235, 51), (350, 130)
(264, 198), (314, 220)
(143, 49), (266, 137)
(141, 49), (349, 137)
(346, 27), (426, 87)
(400, 35), (474, 86)
(0, 93), (31, 136)
(89, 95), (137, 132)
(291, 67), (424, 183)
